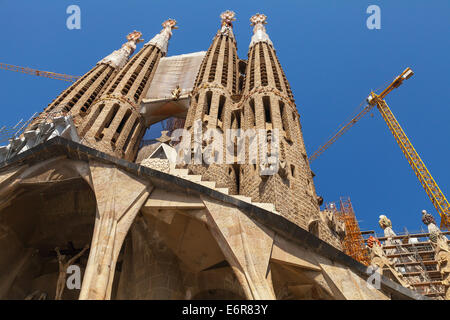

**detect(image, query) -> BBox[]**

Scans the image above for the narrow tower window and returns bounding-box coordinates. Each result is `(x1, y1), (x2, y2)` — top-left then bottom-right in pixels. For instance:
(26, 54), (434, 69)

(249, 50), (256, 90)
(104, 104), (120, 129)
(208, 38), (222, 82)
(205, 91), (213, 115)
(249, 99), (256, 127)
(221, 39), (229, 87)
(279, 101), (286, 131)
(116, 109), (132, 135)
(259, 44), (268, 86)
(218, 95), (226, 123)
(123, 119), (138, 153)
(263, 96), (271, 124)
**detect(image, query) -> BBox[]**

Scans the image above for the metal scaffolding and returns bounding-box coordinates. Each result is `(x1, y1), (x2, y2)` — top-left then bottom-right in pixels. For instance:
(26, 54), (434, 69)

(329, 197), (371, 266)
(363, 229), (450, 299)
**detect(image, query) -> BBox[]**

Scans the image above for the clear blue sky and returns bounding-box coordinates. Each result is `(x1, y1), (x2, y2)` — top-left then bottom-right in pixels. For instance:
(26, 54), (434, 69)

(1, 1), (449, 234)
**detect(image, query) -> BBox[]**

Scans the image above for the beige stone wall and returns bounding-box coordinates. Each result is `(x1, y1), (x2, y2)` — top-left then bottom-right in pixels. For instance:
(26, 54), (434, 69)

(116, 215), (185, 299)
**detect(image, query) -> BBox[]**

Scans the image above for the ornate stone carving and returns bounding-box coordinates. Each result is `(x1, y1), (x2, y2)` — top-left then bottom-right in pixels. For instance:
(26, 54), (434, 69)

(319, 209), (346, 239)
(367, 236), (412, 289)
(378, 214), (396, 239)
(147, 19), (178, 55)
(219, 10), (236, 37)
(249, 13), (273, 48)
(434, 236), (450, 300)
(98, 31), (143, 69)
(422, 210), (448, 244)
(171, 85), (182, 100)
(422, 210), (450, 299)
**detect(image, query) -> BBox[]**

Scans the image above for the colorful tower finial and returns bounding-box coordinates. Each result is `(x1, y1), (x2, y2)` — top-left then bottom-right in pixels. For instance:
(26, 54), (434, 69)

(126, 30), (144, 43)
(147, 19), (178, 56)
(219, 10), (236, 36)
(98, 30), (144, 69)
(250, 13), (267, 26)
(249, 13), (273, 48)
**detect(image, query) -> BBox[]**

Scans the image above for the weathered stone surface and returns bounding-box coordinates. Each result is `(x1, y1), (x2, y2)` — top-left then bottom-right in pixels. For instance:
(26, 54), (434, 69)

(202, 196), (276, 299)
(79, 160), (151, 300)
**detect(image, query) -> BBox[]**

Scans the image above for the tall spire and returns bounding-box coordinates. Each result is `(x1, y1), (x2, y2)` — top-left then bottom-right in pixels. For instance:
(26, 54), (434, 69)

(218, 10), (236, 37)
(28, 31), (144, 131)
(98, 31), (144, 69)
(147, 19), (177, 56)
(249, 13), (273, 48)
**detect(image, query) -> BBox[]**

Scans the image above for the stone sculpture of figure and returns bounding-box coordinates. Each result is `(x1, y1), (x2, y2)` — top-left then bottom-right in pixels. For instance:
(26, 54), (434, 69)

(54, 244), (89, 300)
(378, 215), (396, 238)
(421, 210), (450, 299)
(367, 236), (411, 289)
(434, 236), (450, 300)
(171, 85), (182, 100)
(377, 215), (409, 273)
(421, 210), (448, 244)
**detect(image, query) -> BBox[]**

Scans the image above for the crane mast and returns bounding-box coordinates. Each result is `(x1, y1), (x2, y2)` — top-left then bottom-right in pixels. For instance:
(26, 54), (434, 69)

(310, 68), (450, 229)
(369, 93), (450, 229)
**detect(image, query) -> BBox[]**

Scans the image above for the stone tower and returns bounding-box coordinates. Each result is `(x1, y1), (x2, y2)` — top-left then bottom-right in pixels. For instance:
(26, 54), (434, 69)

(239, 14), (339, 245)
(29, 31), (144, 130)
(183, 11), (240, 194)
(79, 19), (177, 161)
(0, 11), (425, 301)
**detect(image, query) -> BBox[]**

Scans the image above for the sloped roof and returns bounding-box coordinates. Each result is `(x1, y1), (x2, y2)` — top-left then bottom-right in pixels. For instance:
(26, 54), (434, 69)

(145, 51), (206, 100)
(140, 51), (206, 126)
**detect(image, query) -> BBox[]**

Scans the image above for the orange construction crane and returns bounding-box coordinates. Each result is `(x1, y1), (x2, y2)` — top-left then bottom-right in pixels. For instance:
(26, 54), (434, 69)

(309, 68), (450, 229)
(0, 62), (80, 82)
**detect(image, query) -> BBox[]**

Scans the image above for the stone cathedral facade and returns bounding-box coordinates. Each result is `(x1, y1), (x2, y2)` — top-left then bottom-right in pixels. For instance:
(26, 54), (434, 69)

(0, 12), (425, 300)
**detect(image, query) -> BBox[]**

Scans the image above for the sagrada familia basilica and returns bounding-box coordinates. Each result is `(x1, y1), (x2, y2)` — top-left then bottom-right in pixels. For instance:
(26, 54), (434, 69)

(0, 11), (447, 300)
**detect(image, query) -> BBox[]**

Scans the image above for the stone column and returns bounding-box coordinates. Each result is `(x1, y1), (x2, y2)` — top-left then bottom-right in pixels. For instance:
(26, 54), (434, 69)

(201, 196), (276, 299)
(79, 160), (152, 300)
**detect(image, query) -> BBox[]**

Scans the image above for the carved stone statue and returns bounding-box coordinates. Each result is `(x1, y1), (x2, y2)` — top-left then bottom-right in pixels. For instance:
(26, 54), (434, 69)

(422, 210), (450, 299)
(55, 244), (89, 300)
(434, 236), (450, 300)
(422, 210), (448, 244)
(171, 85), (182, 100)
(378, 215), (396, 238)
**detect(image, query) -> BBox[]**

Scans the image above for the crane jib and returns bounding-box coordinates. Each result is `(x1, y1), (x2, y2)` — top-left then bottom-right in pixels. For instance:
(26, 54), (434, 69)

(309, 68), (450, 229)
